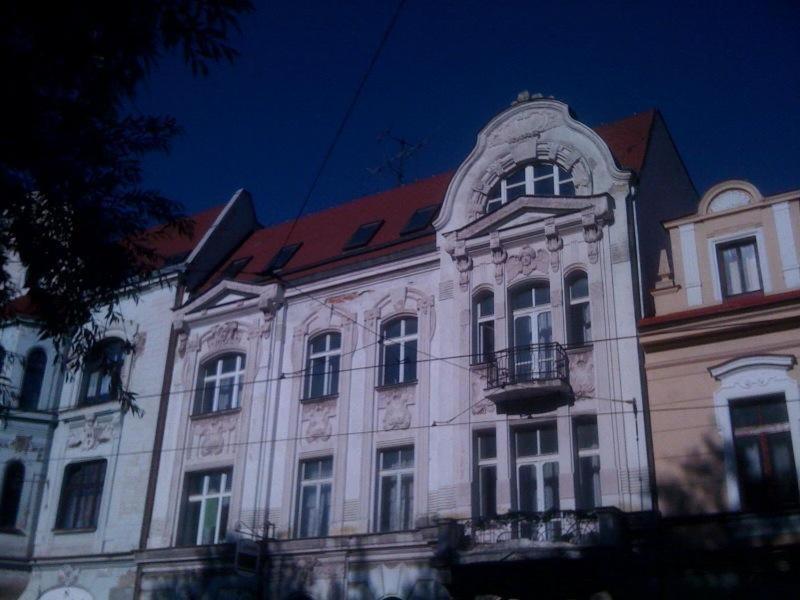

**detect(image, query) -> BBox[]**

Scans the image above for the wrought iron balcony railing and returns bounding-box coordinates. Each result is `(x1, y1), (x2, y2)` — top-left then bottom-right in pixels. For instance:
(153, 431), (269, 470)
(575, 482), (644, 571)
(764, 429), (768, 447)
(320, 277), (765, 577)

(462, 510), (601, 548)
(485, 342), (569, 390)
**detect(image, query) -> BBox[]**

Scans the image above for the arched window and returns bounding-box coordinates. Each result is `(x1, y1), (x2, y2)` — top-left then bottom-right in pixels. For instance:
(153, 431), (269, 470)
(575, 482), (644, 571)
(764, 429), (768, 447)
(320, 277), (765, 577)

(510, 282), (552, 377)
(80, 338), (125, 405)
(380, 317), (417, 386)
(486, 162), (576, 213)
(19, 348), (46, 411)
(472, 291), (495, 364)
(0, 461), (24, 529)
(194, 353), (245, 415)
(304, 333), (341, 399)
(566, 271), (591, 345)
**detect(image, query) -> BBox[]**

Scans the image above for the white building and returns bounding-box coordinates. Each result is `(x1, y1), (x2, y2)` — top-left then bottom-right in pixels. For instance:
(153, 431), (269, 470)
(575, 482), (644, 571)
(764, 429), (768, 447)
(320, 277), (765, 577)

(134, 96), (696, 599)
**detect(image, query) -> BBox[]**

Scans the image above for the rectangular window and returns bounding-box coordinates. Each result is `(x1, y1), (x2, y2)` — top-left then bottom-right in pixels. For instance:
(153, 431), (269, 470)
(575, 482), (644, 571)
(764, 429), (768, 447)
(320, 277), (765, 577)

(475, 431), (497, 518)
(179, 469), (232, 546)
(731, 395), (798, 511)
(515, 424), (559, 513)
(574, 417), (601, 509)
(56, 460), (107, 530)
(296, 457), (333, 538)
(717, 237), (762, 297)
(377, 447), (414, 532)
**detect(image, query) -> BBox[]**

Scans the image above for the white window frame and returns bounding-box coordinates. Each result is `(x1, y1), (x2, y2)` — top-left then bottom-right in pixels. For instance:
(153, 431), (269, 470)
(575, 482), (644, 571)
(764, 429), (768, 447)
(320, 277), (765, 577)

(566, 272), (591, 345)
(380, 317), (418, 386)
(296, 456), (333, 538)
(304, 333), (341, 399)
(510, 283), (552, 376)
(707, 228), (772, 302)
(376, 447), (415, 532)
(196, 354), (245, 414)
(184, 469), (232, 545)
(709, 355), (800, 511)
(513, 425), (560, 513)
(486, 163), (575, 212)
(473, 292), (495, 364)
(475, 430), (497, 518)
(573, 416), (601, 509)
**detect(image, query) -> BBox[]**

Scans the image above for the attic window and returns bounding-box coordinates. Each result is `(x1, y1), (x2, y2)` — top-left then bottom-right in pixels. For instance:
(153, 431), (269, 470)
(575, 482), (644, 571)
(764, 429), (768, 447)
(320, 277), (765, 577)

(344, 221), (383, 251)
(400, 205), (439, 236)
(221, 256), (252, 280)
(264, 243), (301, 274)
(486, 162), (576, 213)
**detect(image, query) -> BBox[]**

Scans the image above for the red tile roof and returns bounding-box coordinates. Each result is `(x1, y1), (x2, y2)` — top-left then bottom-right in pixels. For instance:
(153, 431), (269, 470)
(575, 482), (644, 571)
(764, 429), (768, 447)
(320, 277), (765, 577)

(198, 110), (657, 291)
(594, 109), (657, 173)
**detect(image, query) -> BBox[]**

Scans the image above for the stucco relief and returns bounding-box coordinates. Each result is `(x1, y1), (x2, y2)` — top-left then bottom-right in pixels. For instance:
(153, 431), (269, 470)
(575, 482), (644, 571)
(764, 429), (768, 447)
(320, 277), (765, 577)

(188, 414), (239, 459)
(378, 387), (413, 430)
(569, 350), (595, 399)
(487, 108), (560, 147)
(302, 399), (336, 442)
(470, 369), (495, 415)
(203, 321), (242, 351)
(582, 208), (603, 264)
(545, 218), (563, 272)
(506, 245), (548, 282)
(490, 232), (507, 283)
(67, 416), (114, 451)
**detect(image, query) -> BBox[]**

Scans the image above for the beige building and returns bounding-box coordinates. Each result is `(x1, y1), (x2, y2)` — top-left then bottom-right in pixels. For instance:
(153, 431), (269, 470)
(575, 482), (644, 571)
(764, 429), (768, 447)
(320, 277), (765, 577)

(640, 179), (800, 519)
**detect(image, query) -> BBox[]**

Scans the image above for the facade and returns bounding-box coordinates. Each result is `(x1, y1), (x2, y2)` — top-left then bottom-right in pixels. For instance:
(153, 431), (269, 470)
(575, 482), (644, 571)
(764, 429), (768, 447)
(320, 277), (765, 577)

(0, 194), (257, 600)
(0, 95), (708, 599)
(639, 180), (800, 595)
(135, 97), (695, 599)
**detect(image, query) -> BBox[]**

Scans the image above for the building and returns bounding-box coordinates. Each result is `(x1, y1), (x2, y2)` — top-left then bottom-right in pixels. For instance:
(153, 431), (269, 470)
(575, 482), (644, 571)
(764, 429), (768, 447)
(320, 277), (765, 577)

(1, 194), (256, 600)
(639, 180), (800, 596)
(132, 95), (696, 599)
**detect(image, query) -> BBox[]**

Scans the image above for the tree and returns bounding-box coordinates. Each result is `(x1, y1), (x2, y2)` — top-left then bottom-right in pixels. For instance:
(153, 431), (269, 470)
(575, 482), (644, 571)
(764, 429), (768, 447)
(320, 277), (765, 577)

(0, 0), (252, 412)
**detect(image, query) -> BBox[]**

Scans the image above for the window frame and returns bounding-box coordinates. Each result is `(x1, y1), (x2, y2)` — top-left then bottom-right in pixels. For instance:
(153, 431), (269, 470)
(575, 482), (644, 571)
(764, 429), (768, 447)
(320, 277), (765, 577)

(486, 162), (576, 213)
(295, 456), (333, 538)
(193, 353), (246, 415)
(513, 423), (560, 513)
(379, 317), (418, 386)
(573, 416), (601, 510)
(565, 271), (591, 346)
(55, 459), (107, 531)
(303, 332), (341, 400)
(178, 468), (233, 546)
(19, 347), (47, 411)
(472, 291), (495, 365)
(474, 430), (497, 519)
(376, 447), (415, 532)
(79, 338), (125, 406)
(715, 236), (763, 299)
(0, 461), (25, 530)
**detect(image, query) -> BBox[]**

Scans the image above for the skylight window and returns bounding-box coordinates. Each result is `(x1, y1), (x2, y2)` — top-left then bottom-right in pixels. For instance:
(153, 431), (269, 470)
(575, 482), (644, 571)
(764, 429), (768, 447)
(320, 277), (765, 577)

(221, 256), (252, 279)
(400, 205), (439, 236)
(343, 220), (383, 251)
(264, 243), (301, 274)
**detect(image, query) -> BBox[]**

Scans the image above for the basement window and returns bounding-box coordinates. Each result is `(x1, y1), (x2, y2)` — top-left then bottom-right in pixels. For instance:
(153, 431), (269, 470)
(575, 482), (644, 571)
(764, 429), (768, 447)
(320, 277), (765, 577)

(344, 221), (383, 251)
(400, 205), (439, 236)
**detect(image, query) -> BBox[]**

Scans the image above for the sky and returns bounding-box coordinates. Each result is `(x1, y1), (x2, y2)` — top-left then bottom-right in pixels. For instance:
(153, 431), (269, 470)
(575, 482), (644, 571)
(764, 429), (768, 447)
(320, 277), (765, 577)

(136, 0), (800, 225)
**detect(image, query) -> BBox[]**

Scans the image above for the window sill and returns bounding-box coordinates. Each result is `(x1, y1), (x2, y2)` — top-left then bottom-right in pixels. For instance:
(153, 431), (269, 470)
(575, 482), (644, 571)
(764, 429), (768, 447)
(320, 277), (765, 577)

(375, 380), (418, 392)
(300, 393), (339, 404)
(190, 407), (242, 421)
(52, 527), (97, 535)
(565, 343), (593, 353)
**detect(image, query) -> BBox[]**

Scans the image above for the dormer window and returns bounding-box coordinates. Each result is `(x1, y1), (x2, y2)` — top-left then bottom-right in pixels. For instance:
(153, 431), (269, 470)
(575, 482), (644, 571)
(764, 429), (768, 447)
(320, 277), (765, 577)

(486, 162), (576, 213)
(717, 237), (762, 298)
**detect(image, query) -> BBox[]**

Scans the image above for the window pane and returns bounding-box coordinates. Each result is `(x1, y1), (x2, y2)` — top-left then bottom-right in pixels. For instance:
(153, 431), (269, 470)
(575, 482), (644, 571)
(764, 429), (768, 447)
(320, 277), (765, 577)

(539, 423), (558, 454)
(310, 335), (327, 354)
(329, 333), (341, 351)
(217, 378), (234, 410)
(404, 318), (418, 336)
(400, 447), (415, 468)
(300, 486), (318, 537)
(516, 430), (538, 457)
(20, 349), (46, 410)
(740, 242), (761, 292)
(569, 275), (589, 300)
(478, 432), (497, 459)
(559, 179), (576, 196)
(329, 355), (340, 395)
(506, 184), (526, 202)
(207, 473), (222, 493)
(383, 344), (400, 385)
(219, 496), (230, 541)
(731, 396), (788, 428)
(382, 449), (399, 470)
(384, 320), (402, 339)
(403, 340), (417, 382)
(480, 321), (495, 360)
(477, 294), (494, 317)
(319, 483), (331, 536)
(221, 355), (238, 373)
(543, 462), (560, 511)
(533, 164), (554, 180)
(534, 176), (554, 196)
(319, 457), (333, 478)
(534, 285), (550, 306)
(512, 287), (533, 310)
(721, 246), (743, 295)
(576, 418), (599, 450)
(518, 464), (537, 512)
(486, 199), (502, 213)
(380, 475), (397, 531)
(309, 357), (326, 398)
(506, 169), (526, 185)
(578, 455), (601, 509)
(200, 497), (219, 544)
(479, 465), (497, 517)
(400, 473), (414, 529)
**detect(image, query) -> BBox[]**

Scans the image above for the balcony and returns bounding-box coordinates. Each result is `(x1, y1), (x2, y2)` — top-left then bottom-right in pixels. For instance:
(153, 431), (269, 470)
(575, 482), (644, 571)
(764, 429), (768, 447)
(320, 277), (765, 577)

(484, 342), (573, 414)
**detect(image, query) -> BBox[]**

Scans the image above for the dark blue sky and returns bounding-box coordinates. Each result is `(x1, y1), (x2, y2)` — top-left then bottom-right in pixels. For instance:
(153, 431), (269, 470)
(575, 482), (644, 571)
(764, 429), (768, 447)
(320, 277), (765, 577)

(136, 0), (800, 224)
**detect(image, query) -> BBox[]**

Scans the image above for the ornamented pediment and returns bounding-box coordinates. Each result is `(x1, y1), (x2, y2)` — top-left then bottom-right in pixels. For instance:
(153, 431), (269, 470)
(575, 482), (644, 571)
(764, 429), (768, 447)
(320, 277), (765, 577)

(188, 289), (259, 314)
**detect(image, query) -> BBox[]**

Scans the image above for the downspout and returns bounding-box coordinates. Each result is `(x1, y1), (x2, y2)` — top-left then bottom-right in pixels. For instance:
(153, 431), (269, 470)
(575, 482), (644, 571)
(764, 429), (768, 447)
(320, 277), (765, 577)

(134, 282), (183, 596)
